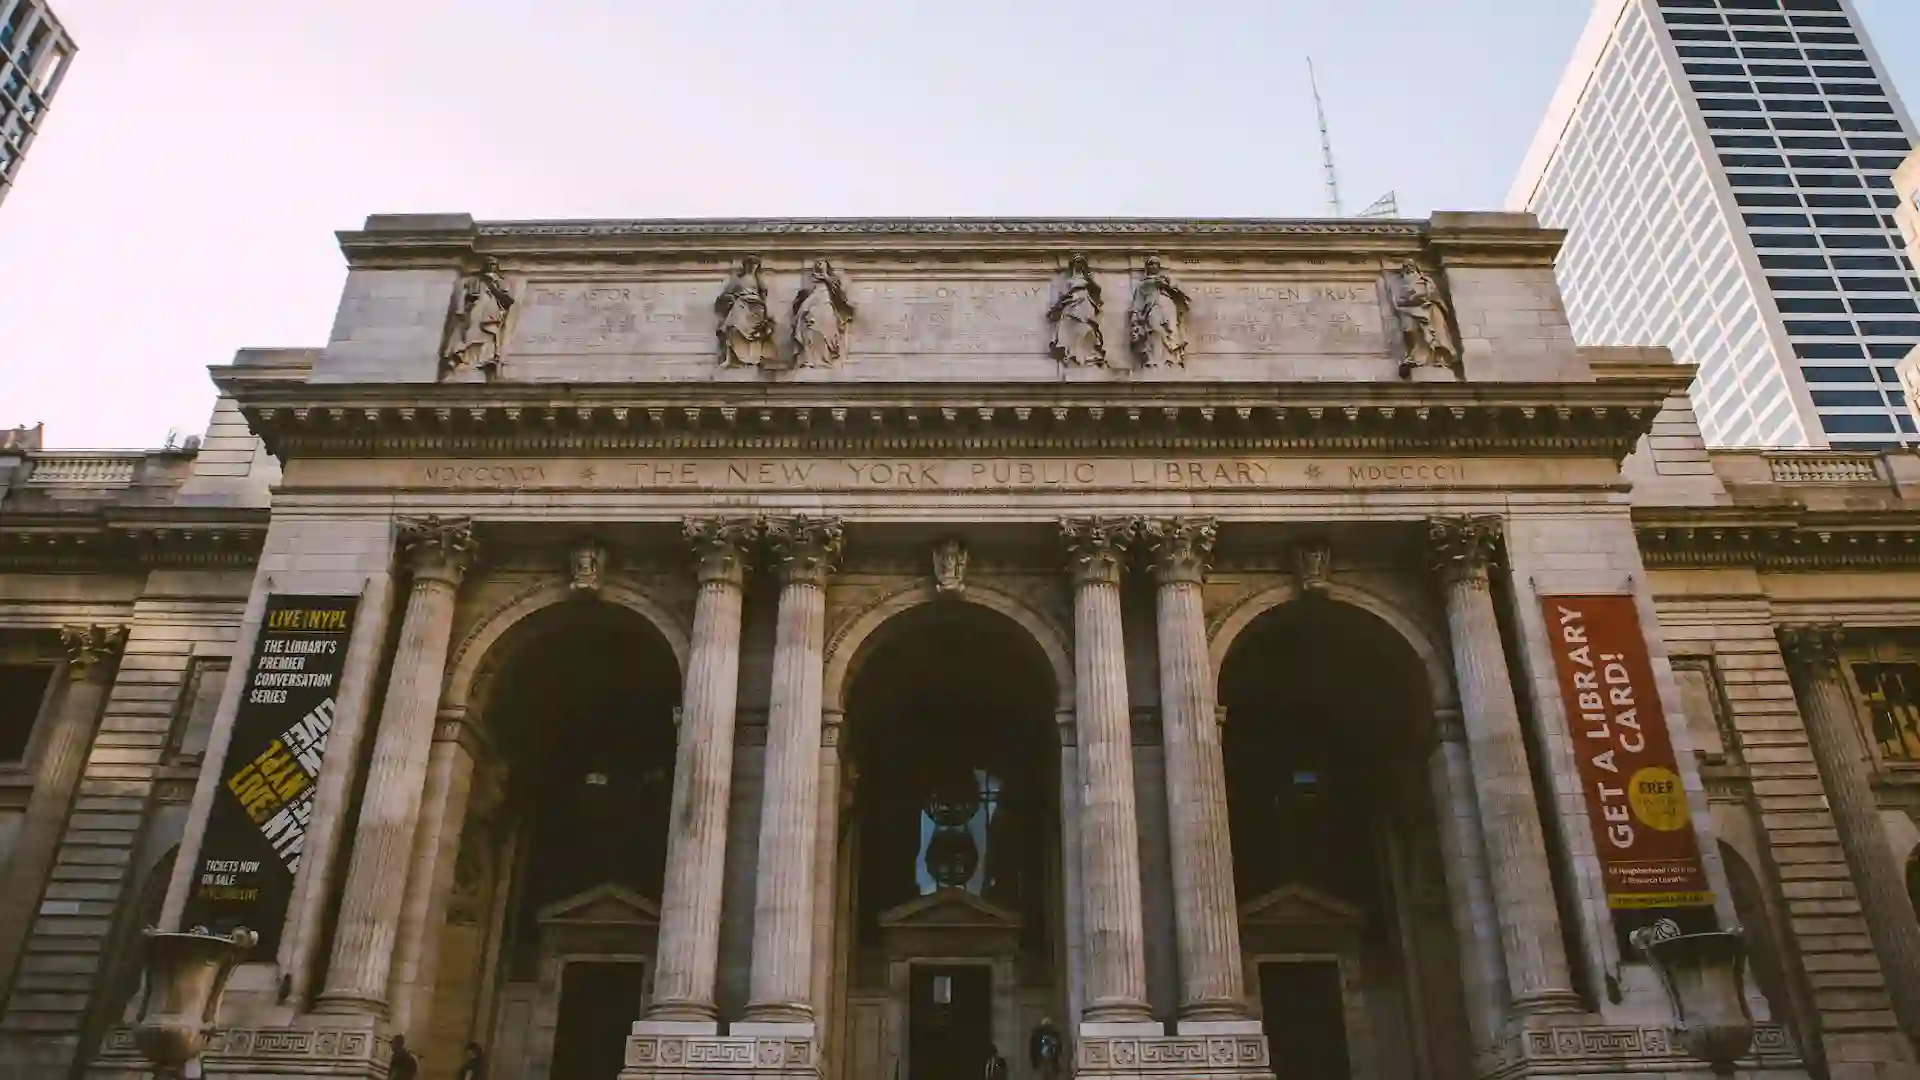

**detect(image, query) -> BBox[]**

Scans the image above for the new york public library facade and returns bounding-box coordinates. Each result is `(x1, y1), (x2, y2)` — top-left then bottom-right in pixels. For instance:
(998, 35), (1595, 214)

(7, 212), (1920, 1080)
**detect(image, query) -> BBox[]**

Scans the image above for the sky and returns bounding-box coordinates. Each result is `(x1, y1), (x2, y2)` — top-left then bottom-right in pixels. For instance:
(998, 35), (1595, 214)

(2, 1), (1917, 449)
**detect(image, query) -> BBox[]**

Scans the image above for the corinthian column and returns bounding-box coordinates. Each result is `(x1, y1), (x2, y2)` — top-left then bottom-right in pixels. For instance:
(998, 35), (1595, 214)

(743, 516), (842, 1028)
(1428, 516), (1578, 1019)
(319, 516), (476, 1014)
(1061, 517), (1153, 1026)
(1140, 518), (1247, 1023)
(0, 624), (125, 995)
(1778, 625), (1920, 1043)
(647, 518), (756, 1026)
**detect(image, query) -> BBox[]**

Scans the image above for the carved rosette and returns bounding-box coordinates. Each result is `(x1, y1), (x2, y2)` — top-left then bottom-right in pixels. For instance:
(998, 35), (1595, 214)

(764, 516), (844, 587)
(1062, 517), (1136, 585)
(1428, 515), (1502, 588)
(397, 515), (478, 586)
(685, 517), (760, 587)
(1777, 623), (1844, 678)
(1140, 518), (1217, 585)
(60, 624), (127, 679)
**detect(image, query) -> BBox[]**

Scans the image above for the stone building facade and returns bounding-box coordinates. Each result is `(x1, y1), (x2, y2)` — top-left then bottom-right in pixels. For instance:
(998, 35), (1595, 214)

(1, 214), (1918, 1080)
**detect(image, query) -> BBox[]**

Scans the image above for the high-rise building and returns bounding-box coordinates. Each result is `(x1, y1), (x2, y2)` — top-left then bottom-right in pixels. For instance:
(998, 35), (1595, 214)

(1509, 0), (1920, 449)
(0, 0), (72, 208)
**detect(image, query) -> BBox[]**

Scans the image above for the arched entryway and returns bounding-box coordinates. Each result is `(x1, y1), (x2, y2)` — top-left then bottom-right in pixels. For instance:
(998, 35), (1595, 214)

(421, 598), (682, 1080)
(833, 599), (1064, 1080)
(1220, 596), (1472, 1080)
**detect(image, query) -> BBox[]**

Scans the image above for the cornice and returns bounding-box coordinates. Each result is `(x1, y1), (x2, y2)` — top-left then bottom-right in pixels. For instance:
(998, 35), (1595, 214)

(215, 376), (1680, 461)
(0, 508), (269, 571)
(1635, 507), (1920, 570)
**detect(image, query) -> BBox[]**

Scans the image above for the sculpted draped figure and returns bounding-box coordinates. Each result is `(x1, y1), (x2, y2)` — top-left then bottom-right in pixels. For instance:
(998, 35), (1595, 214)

(715, 255), (776, 368)
(1129, 254), (1191, 368)
(790, 258), (856, 368)
(1048, 253), (1106, 367)
(1393, 259), (1461, 376)
(442, 257), (513, 379)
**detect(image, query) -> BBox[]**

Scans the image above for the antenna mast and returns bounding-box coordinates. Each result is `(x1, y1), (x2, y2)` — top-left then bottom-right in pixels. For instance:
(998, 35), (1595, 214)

(1308, 57), (1342, 216)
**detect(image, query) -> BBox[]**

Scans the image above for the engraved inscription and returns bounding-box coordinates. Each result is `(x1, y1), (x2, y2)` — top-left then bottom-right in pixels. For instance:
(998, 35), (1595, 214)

(1186, 280), (1385, 355)
(410, 457), (1471, 491)
(509, 282), (715, 354)
(850, 281), (1051, 354)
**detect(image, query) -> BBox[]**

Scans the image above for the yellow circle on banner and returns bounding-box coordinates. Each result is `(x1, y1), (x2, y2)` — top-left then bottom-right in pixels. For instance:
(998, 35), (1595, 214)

(1628, 766), (1689, 832)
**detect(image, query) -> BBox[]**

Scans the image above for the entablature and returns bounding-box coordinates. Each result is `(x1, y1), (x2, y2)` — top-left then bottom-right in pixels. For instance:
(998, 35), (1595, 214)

(1635, 507), (1920, 571)
(0, 507), (269, 571)
(215, 374), (1681, 461)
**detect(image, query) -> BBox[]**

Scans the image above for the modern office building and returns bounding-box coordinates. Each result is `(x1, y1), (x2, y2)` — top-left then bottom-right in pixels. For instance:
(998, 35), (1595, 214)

(1509, 0), (1920, 450)
(0, 0), (72, 208)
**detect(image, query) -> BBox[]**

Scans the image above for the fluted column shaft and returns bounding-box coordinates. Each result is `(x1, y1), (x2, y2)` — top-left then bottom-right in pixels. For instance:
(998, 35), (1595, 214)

(0, 625), (124, 995)
(649, 519), (756, 1023)
(319, 516), (475, 1014)
(1780, 625), (1920, 1044)
(1429, 516), (1578, 1018)
(388, 711), (480, 1037)
(1142, 518), (1246, 1021)
(1426, 708), (1507, 1048)
(1063, 518), (1153, 1025)
(745, 517), (842, 1025)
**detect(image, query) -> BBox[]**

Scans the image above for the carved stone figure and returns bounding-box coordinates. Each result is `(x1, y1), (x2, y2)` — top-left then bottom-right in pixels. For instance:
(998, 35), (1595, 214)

(1392, 259), (1461, 376)
(715, 255), (776, 368)
(569, 538), (607, 594)
(1129, 255), (1191, 368)
(442, 257), (513, 379)
(932, 538), (969, 595)
(1048, 253), (1105, 367)
(790, 258), (856, 368)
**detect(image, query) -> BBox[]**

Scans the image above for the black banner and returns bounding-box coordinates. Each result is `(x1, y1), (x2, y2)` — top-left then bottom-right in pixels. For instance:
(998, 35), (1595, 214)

(182, 594), (357, 956)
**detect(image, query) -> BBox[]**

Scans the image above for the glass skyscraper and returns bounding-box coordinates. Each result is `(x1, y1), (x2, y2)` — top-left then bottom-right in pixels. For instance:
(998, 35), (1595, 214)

(1510, 0), (1919, 449)
(0, 0), (72, 209)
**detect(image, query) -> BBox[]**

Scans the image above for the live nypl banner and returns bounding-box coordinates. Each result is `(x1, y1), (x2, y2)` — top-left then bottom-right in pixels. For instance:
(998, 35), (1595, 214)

(182, 595), (357, 956)
(1540, 594), (1717, 948)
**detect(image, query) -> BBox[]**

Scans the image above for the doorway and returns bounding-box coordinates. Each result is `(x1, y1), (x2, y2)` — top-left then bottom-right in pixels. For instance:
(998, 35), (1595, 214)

(1258, 961), (1350, 1080)
(909, 966), (992, 1080)
(550, 960), (647, 1080)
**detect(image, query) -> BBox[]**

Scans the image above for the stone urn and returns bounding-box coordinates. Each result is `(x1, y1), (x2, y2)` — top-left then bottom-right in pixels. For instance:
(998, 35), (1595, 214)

(1631, 924), (1754, 1074)
(131, 927), (257, 1078)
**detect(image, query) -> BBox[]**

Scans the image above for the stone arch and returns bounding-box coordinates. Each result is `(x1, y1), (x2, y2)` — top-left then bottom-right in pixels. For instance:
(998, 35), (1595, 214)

(1207, 579), (1453, 711)
(442, 577), (690, 715)
(823, 582), (1073, 716)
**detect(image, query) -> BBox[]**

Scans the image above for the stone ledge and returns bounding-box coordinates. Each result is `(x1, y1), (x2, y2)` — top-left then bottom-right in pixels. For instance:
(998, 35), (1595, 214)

(88, 1023), (391, 1079)
(1075, 1032), (1272, 1079)
(619, 1032), (819, 1079)
(1474, 1022), (1803, 1080)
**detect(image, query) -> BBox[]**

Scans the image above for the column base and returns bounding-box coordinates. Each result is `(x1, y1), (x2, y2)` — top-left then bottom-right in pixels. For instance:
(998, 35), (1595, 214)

(1076, 1021), (1272, 1080)
(86, 1018), (393, 1079)
(621, 1026), (819, 1080)
(1473, 1020), (1807, 1080)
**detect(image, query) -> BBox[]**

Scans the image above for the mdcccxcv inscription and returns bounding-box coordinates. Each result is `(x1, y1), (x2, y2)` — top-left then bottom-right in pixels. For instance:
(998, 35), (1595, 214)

(414, 457), (1474, 492)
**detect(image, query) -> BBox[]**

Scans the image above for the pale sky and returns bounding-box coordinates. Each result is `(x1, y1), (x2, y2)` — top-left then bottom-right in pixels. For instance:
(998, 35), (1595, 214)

(4, 1), (1917, 449)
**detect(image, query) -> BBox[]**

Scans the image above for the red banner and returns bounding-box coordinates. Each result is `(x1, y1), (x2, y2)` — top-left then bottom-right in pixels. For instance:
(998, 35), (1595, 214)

(1539, 595), (1714, 942)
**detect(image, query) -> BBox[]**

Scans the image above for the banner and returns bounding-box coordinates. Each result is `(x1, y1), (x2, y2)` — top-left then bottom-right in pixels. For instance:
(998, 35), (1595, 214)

(1539, 594), (1716, 947)
(182, 595), (357, 956)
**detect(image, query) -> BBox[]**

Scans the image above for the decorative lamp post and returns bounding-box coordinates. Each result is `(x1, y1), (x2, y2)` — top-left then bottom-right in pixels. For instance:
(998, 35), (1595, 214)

(131, 927), (257, 1079)
(1630, 922), (1755, 1075)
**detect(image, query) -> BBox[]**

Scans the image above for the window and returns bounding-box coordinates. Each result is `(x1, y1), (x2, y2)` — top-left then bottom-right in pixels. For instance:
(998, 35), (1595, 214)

(1716, 134), (1780, 148)
(1794, 341), (1866, 357)
(1726, 154), (1787, 168)
(1813, 214), (1880, 229)
(1746, 212), (1808, 226)
(1800, 32), (1859, 45)
(1740, 192), (1803, 207)
(1825, 233), (1890, 248)
(1753, 80), (1816, 94)
(1852, 662), (1920, 761)
(1872, 345), (1915, 360)
(1774, 116), (1838, 130)
(1799, 173), (1864, 188)
(1696, 80), (1756, 93)
(1680, 45), (1740, 59)
(1707, 115), (1770, 130)
(1675, 28), (1734, 41)
(1840, 118), (1903, 133)
(1786, 319), (1855, 334)
(1778, 296), (1847, 312)
(168, 657), (228, 763)
(1834, 100), (1895, 115)
(1824, 81), (1885, 96)
(1800, 365), (1873, 379)
(1769, 275), (1838, 290)
(1789, 154), (1851, 169)
(1857, 320), (1920, 336)
(1687, 62), (1747, 75)
(1833, 255), (1900, 269)
(1806, 192), (1870, 207)
(0, 665), (52, 762)
(1781, 135), (1845, 149)
(1812, 389), (1885, 405)
(1806, 48), (1868, 62)
(1666, 11), (1724, 25)
(1753, 233), (1821, 247)
(1822, 412), (1898, 432)
(1729, 171), (1793, 186)
(1763, 253), (1827, 268)
(1744, 48), (1805, 61)
(1700, 97), (1763, 112)
(1849, 138), (1911, 152)
(1851, 297), (1920, 315)
(1768, 98), (1831, 113)
(1857, 156), (1907, 171)
(1736, 30), (1794, 43)
(1843, 277), (1914, 291)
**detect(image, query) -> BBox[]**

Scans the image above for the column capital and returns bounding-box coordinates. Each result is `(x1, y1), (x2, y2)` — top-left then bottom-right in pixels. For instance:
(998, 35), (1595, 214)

(59, 624), (126, 680)
(433, 706), (489, 757)
(1428, 514), (1502, 586)
(1140, 517), (1218, 585)
(684, 516), (759, 587)
(764, 516), (843, 587)
(1778, 623), (1845, 678)
(1061, 516), (1136, 586)
(398, 515), (478, 586)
